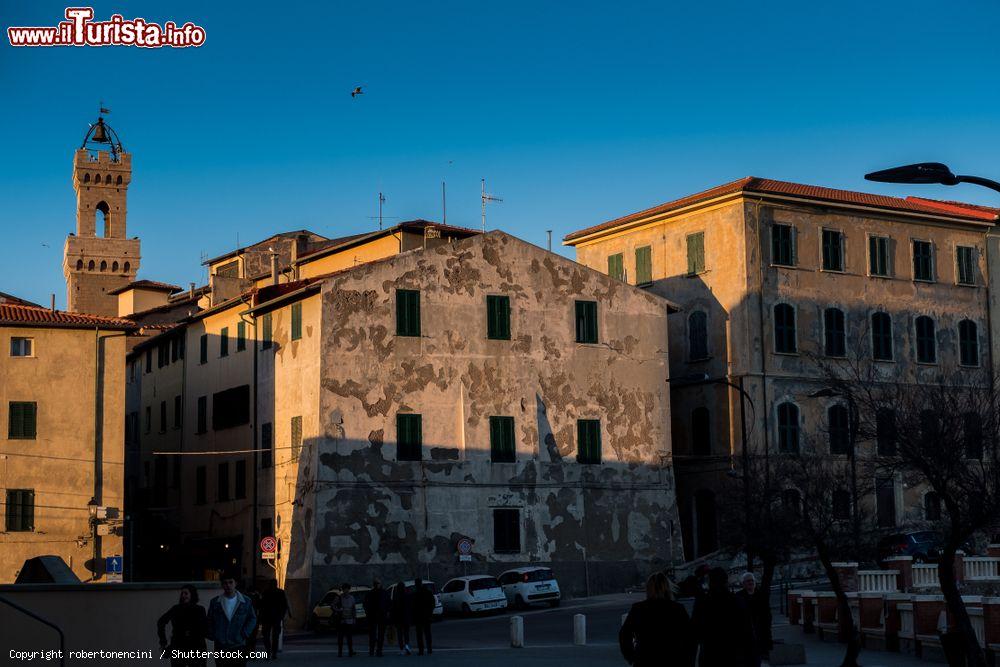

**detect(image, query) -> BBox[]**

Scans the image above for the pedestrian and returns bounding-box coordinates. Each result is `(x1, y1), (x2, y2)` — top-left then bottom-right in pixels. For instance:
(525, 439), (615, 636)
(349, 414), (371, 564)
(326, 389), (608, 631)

(391, 579), (413, 655)
(335, 583), (357, 657)
(206, 570), (258, 667)
(157, 584), (209, 667)
(734, 572), (772, 667)
(259, 579), (291, 660)
(364, 579), (389, 657)
(677, 564), (710, 600)
(619, 572), (695, 667)
(691, 567), (755, 667)
(244, 585), (261, 653)
(412, 579), (435, 655)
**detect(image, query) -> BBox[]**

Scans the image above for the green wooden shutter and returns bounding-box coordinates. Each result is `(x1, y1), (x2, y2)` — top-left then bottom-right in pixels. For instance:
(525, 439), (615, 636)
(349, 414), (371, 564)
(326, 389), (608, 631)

(687, 233), (705, 274)
(397, 290), (421, 337)
(487, 295), (511, 340)
(199, 334), (208, 363)
(9, 403), (23, 439)
(237, 322), (246, 351)
(635, 246), (652, 284)
(607, 254), (624, 281)
(261, 313), (273, 349)
(291, 303), (303, 340)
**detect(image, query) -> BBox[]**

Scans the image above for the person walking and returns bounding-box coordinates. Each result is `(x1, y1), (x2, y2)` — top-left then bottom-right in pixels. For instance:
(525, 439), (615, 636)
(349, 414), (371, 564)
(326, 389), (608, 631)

(335, 583), (357, 657)
(692, 567), (756, 667)
(412, 579), (435, 656)
(259, 580), (291, 660)
(364, 580), (389, 657)
(619, 572), (695, 667)
(206, 571), (258, 667)
(735, 572), (772, 667)
(157, 584), (209, 667)
(390, 580), (413, 655)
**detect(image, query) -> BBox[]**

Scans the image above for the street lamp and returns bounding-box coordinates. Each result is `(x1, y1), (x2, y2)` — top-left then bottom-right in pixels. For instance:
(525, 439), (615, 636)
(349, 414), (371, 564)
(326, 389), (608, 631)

(865, 163), (1000, 195)
(809, 388), (861, 563)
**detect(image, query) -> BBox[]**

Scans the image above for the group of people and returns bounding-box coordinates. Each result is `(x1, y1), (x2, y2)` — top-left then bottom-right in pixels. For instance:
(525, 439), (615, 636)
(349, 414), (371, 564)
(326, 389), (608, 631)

(619, 567), (772, 667)
(156, 572), (290, 666)
(356, 579), (436, 657)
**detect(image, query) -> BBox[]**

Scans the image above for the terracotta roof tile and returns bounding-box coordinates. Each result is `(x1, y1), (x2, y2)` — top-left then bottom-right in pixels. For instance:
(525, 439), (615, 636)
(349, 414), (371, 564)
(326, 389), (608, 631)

(0, 304), (137, 329)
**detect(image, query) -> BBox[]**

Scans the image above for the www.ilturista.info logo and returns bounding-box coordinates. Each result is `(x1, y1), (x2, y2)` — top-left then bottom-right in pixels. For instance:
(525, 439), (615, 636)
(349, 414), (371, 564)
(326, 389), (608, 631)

(8, 7), (206, 48)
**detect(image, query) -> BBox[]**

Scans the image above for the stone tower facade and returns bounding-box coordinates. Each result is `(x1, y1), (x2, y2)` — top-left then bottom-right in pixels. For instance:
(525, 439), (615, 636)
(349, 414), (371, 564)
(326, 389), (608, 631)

(63, 117), (140, 316)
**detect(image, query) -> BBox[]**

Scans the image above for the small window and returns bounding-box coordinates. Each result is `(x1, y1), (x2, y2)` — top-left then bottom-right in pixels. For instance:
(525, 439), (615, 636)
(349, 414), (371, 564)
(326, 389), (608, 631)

(576, 419), (602, 464)
(493, 508), (521, 554)
(195, 466), (206, 505)
(196, 396), (207, 434)
(833, 489), (851, 521)
(486, 295), (511, 340)
(964, 412), (983, 460)
(116, 175), (123, 185)
(199, 334), (208, 364)
(872, 312), (893, 361)
(291, 303), (303, 341)
(235, 460), (247, 499)
(215, 261), (239, 278)
(959, 320), (979, 367)
(773, 304), (796, 354)
(777, 402), (799, 454)
(213, 386), (250, 431)
(217, 462), (230, 502)
(688, 311), (708, 361)
(635, 245), (652, 284)
(237, 321), (246, 351)
(489, 416), (516, 463)
(159, 401), (167, 433)
(261, 313), (273, 350)
(691, 407), (711, 456)
(575, 300), (598, 344)
(396, 413), (422, 461)
(869, 236), (891, 277)
(123, 261), (130, 273)
(771, 224), (796, 266)
(173, 395), (182, 429)
(687, 232), (706, 275)
(104, 174), (111, 185)
(100, 260), (107, 272)
(607, 253), (624, 281)
(219, 327), (229, 357)
(88, 260), (95, 271)
(8, 402), (37, 440)
(957, 246), (976, 286)
(5, 489), (34, 532)
(822, 230), (844, 271)
(827, 405), (850, 456)
(782, 488), (801, 517)
(10, 337), (33, 357)
(924, 492), (941, 521)
(145, 348), (152, 373)
(396, 289), (421, 337)
(915, 316), (936, 363)
(823, 308), (846, 357)
(913, 240), (934, 282)
(291, 415), (303, 460)
(876, 408), (897, 456)
(145, 406), (151, 434)
(261, 422), (273, 468)
(876, 477), (896, 528)
(83, 173), (90, 183)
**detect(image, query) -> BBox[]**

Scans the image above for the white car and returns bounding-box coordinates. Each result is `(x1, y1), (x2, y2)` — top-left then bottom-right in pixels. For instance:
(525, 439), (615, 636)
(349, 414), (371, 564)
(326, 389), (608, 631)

(439, 575), (508, 615)
(386, 580), (445, 619)
(498, 567), (561, 608)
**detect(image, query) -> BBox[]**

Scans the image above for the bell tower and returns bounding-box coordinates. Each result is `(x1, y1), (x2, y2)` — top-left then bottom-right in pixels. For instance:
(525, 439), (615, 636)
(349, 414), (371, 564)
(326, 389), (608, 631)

(63, 114), (140, 316)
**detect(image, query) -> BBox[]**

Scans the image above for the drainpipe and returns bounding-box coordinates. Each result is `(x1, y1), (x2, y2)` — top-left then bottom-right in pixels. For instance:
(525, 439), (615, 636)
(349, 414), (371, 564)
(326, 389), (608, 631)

(240, 300), (259, 584)
(93, 327), (129, 580)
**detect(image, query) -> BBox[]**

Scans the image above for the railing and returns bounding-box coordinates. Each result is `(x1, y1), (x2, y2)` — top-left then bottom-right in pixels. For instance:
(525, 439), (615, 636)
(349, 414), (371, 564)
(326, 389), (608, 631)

(0, 595), (65, 667)
(968, 607), (986, 648)
(898, 603), (914, 638)
(964, 557), (1000, 581)
(913, 564), (938, 588)
(859, 569), (899, 593)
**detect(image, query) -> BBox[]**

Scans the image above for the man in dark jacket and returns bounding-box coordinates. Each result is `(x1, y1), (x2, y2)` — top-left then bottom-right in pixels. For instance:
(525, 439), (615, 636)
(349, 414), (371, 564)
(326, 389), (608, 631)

(692, 568), (756, 667)
(258, 580), (291, 660)
(412, 579), (435, 655)
(619, 572), (695, 667)
(363, 579), (390, 657)
(390, 580), (413, 655)
(735, 572), (772, 667)
(206, 572), (257, 667)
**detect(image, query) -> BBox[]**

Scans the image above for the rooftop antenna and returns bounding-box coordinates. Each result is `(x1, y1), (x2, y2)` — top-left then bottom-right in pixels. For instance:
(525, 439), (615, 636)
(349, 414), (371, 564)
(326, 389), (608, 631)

(481, 178), (503, 232)
(547, 230), (552, 252)
(367, 191), (399, 230)
(442, 182), (447, 225)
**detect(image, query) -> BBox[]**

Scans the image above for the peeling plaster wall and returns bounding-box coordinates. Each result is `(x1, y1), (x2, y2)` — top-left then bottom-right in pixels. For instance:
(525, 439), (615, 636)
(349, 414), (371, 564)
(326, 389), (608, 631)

(283, 231), (680, 611)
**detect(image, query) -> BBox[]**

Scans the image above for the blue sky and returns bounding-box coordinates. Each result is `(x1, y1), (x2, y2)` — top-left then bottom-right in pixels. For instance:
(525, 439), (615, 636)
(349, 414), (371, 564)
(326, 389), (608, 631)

(2, 0), (1000, 306)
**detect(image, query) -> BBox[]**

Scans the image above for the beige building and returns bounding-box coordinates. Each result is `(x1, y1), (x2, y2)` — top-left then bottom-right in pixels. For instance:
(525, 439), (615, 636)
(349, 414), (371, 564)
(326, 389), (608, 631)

(564, 177), (997, 559)
(0, 301), (134, 582)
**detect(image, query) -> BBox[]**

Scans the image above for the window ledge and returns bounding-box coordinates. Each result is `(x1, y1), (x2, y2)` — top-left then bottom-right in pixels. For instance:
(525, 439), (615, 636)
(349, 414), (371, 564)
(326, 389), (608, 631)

(913, 279), (936, 284)
(684, 270), (709, 279)
(773, 351), (800, 357)
(956, 282), (978, 288)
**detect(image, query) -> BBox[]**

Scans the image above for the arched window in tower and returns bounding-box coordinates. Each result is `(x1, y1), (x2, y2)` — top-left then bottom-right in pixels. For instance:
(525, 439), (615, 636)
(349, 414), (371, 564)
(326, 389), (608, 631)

(83, 173), (91, 184)
(116, 175), (123, 185)
(93, 173), (101, 184)
(88, 260), (95, 271)
(123, 261), (131, 273)
(96, 201), (111, 238)
(112, 261), (119, 273)
(76, 259), (84, 270)
(105, 174), (112, 185)
(100, 260), (107, 272)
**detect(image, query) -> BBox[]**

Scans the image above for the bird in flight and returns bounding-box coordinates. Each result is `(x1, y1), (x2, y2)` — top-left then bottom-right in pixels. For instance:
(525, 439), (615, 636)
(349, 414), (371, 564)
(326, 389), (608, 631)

(351, 86), (364, 98)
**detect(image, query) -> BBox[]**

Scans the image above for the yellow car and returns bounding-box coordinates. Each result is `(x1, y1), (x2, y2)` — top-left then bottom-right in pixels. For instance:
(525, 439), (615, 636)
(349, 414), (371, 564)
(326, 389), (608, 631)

(311, 586), (371, 631)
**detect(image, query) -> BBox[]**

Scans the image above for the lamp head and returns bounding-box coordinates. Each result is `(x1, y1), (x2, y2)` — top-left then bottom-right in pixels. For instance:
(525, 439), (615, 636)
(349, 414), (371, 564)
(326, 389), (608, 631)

(865, 162), (959, 186)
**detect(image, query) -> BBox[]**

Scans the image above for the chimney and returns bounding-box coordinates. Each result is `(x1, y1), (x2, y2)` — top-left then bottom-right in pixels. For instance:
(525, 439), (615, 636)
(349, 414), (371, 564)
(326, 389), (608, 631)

(50, 294), (56, 311)
(290, 243), (300, 281)
(189, 282), (195, 299)
(270, 247), (279, 286)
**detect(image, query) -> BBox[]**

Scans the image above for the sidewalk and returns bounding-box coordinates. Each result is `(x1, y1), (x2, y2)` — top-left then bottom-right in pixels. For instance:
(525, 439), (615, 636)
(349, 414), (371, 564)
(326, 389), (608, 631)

(770, 621), (937, 666)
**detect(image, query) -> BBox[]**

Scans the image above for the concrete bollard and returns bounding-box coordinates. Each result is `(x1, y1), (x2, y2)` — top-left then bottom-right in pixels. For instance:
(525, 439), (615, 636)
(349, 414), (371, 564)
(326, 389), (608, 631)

(573, 613), (586, 645)
(510, 615), (524, 648)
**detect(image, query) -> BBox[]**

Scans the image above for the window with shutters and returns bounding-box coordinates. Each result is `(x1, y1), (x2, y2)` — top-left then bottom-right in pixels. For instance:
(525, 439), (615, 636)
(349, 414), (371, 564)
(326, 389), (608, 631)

(833, 489), (851, 522)
(777, 403), (799, 454)
(291, 303), (303, 341)
(145, 348), (152, 373)
(5, 489), (34, 531)
(925, 492), (941, 521)
(486, 295), (511, 340)
(576, 419), (601, 464)
(773, 303), (796, 354)
(170, 338), (179, 363)
(173, 395), (182, 429)
(10, 337), (33, 357)
(396, 289), (421, 337)
(822, 229), (844, 271)
(195, 466), (206, 505)
(153, 457), (167, 506)
(869, 236), (891, 277)
(291, 415), (303, 461)
(396, 413), (422, 461)
(261, 422), (273, 468)
(687, 232), (706, 275)
(912, 240), (934, 282)
(964, 412), (983, 460)
(493, 508), (521, 553)
(915, 316), (936, 363)
(771, 224), (796, 266)
(219, 327), (229, 357)
(215, 260), (239, 278)
(635, 245), (652, 284)
(159, 401), (167, 433)
(828, 405), (850, 456)
(607, 253), (624, 281)
(217, 462), (229, 502)
(196, 396), (207, 434)
(956, 246), (976, 286)
(876, 477), (897, 528)
(8, 402), (37, 439)
(876, 408), (897, 456)
(199, 334), (208, 364)
(959, 320), (979, 367)
(489, 416), (516, 463)
(158, 342), (167, 368)
(824, 308), (846, 357)
(235, 459), (247, 499)
(212, 385), (250, 431)
(237, 321), (246, 351)
(688, 311), (708, 360)
(261, 313), (273, 350)
(145, 406), (151, 434)
(872, 312), (893, 361)
(575, 300), (598, 344)
(691, 407), (711, 456)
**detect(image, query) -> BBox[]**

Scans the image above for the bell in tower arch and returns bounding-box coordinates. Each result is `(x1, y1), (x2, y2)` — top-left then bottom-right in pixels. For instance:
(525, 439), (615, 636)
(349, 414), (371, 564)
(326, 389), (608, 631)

(91, 119), (109, 143)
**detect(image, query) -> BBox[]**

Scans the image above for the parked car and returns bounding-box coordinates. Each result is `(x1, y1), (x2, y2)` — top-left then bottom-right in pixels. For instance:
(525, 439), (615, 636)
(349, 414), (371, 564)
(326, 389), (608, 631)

(498, 567), (561, 608)
(878, 531), (942, 563)
(310, 585), (371, 631)
(386, 580), (445, 619)
(439, 576), (507, 615)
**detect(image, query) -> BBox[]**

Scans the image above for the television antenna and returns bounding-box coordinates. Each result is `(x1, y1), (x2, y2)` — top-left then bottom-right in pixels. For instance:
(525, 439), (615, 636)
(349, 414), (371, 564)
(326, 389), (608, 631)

(367, 192), (399, 230)
(481, 178), (502, 232)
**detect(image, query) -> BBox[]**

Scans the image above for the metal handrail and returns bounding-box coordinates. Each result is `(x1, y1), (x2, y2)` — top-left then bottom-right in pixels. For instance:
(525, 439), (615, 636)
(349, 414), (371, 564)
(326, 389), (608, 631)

(0, 594), (66, 666)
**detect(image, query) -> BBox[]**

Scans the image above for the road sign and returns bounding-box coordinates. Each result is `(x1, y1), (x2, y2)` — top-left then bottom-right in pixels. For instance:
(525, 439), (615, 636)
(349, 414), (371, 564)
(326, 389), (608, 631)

(459, 555), (472, 562)
(260, 536), (277, 554)
(456, 537), (473, 556)
(106, 555), (123, 583)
